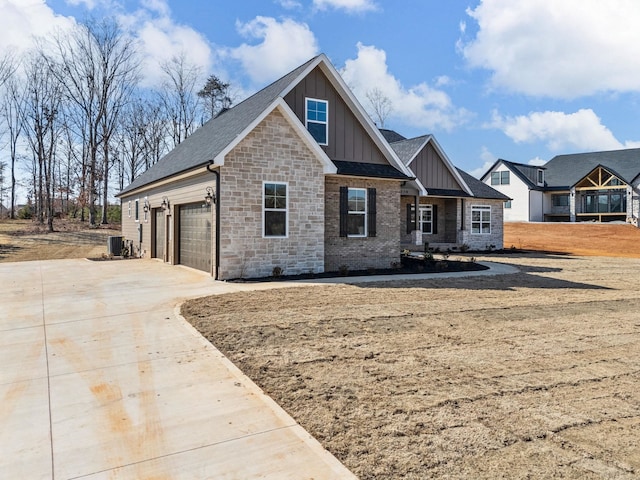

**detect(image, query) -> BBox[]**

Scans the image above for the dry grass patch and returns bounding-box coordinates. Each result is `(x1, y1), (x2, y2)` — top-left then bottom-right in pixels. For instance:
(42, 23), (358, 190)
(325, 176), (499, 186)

(504, 222), (640, 257)
(183, 254), (640, 479)
(0, 219), (120, 262)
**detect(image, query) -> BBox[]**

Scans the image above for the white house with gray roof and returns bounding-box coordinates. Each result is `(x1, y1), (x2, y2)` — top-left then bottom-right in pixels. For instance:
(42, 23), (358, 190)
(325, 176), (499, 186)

(481, 149), (640, 226)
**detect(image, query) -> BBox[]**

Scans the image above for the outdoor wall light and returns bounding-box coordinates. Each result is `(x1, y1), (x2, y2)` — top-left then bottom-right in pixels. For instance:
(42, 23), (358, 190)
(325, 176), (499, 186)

(143, 198), (150, 213)
(204, 186), (216, 205)
(161, 196), (169, 210)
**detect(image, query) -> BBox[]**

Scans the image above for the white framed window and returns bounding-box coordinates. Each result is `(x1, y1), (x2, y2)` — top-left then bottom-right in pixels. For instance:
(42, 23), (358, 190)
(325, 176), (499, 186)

(504, 200), (512, 209)
(347, 187), (367, 237)
(537, 169), (544, 184)
(491, 171), (510, 185)
(552, 194), (569, 207)
(135, 199), (139, 222)
(305, 97), (328, 145)
(471, 205), (491, 234)
(128, 200), (131, 218)
(263, 182), (288, 237)
(419, 205), (433, 233)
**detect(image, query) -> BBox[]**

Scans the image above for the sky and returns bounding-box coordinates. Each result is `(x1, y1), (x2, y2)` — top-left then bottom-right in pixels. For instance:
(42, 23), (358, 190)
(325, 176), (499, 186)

(2, 0), (640, 178)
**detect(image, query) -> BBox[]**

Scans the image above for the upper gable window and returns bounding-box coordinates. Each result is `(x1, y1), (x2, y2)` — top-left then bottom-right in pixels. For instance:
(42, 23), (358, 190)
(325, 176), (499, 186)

(491, 171), (510, 185)
(305, 98), (328, 145)
(537, 169), (544, 184)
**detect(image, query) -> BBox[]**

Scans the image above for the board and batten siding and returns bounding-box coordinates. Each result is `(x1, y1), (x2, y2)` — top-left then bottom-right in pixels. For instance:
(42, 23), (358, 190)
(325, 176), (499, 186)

(409, 143), (462, 191)
(284, 66), (388, 165)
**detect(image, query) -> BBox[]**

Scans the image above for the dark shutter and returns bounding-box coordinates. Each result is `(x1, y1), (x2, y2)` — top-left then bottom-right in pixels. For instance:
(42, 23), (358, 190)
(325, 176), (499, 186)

(406, 203), (413, 234)
(367, 188), (377, 237)
(432, 205), (438, 234)
(339, 186), (348, 237)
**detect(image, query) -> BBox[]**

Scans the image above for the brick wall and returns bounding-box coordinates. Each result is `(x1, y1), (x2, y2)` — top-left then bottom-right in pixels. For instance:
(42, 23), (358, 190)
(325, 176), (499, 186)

(460, 199), (504, 250)
(325, 177), (401, 272)
(219, 109), (326, 279)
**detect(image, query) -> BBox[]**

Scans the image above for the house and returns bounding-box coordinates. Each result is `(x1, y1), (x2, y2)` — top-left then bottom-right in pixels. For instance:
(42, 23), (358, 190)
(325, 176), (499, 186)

(118, 54), (506, 279)
(482, 149), (640, 226)
(381, 131), (509, 250)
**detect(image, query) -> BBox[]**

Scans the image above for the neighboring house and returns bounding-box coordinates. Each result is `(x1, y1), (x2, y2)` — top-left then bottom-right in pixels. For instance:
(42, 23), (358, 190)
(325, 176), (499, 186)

(118, 54), (507, 279)
(480, 160), (545, 222)
(482, 149), (640, 226)
(381, 131), (509, 250)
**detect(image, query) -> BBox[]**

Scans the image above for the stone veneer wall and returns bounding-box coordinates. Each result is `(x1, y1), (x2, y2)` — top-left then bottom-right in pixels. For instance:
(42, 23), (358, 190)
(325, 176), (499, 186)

(325, 176), (401, 272)
(459, 199), (504, 250)
(218, 109), (326, 279)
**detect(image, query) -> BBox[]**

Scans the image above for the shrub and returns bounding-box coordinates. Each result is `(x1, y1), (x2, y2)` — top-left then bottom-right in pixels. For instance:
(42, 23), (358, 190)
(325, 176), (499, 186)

(17, 205), (33, 219)
(272, 266), (283, 278)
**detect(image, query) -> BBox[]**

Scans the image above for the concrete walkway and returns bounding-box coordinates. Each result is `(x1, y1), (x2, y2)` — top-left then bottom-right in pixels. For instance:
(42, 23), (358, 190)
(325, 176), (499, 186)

(0, 258), (517, 479)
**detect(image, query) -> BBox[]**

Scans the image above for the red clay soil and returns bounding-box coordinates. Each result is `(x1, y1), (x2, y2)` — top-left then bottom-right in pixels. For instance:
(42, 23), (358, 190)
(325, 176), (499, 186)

(504, 222), (640, 258)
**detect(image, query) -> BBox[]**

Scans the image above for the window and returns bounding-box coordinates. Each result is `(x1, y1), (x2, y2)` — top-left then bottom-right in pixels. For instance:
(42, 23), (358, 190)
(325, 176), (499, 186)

(552, 194), (570, 207)
(419, 205), (433, 233)
(135, 199), (139, 222)
(305, 98), (328, 145)
(537, 169), (544, 184)
(504, 200), (512, 209)
(347, 188), (367, 236)
(584, 192), (626, 214)
(491, 171), (510, 185)
(471, 205), (491, 234)
(263, 182), (287, 237)
(340, 187), (376, 237)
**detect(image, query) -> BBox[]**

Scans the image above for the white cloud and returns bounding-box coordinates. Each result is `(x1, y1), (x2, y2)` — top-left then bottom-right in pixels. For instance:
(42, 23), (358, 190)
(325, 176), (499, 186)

(275, 0), (302, 8)
(313, 0), (377, 13)
(490, 109), (640, 152)
(461, 0), (640, 98)
(469, 146), (497, 178)
(0, 0), (76, 54)
(528, 157), (547, 166)
(228, 17), (319, 85)
(341, 43), (471, 132)
(117, 1), (212, 88)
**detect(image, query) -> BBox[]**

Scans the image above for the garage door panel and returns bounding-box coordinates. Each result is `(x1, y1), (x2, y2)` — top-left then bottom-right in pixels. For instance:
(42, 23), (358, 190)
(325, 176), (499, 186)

(179, 204), (212, 272)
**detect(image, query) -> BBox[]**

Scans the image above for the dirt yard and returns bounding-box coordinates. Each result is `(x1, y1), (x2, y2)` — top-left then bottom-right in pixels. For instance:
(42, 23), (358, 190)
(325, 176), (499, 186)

(504, 222), (640, 257)
(183, 253), (640, 479)
(0, 219), (121, 262)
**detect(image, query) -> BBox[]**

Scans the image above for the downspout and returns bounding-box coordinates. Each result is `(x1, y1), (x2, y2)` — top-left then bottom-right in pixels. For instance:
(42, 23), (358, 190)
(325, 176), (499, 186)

(207, 160), (221, 280)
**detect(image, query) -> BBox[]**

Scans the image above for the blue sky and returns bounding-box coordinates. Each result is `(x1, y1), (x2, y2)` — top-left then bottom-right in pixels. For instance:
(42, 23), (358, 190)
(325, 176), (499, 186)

(3, 0), (640, 177)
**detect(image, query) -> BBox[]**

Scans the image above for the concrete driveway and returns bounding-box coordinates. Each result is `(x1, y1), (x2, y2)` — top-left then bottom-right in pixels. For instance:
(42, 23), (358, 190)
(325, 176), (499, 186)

(0, 259), (355, 479)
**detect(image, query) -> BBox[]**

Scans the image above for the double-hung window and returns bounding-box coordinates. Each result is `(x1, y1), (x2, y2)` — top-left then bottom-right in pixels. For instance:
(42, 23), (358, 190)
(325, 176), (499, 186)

(347, 188), (367, 236)
(471, 205), (491, 234)
(263, 182), (287, 237)
(491, 171), (510, 185)
(305, 98), (328, 145)
(135, 199), (139, 222)
(419, 205), (433, 233)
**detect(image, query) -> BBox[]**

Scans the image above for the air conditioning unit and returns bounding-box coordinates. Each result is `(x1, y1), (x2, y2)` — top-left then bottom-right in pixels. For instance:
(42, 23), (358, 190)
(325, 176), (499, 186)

(107, 236), (123, 256)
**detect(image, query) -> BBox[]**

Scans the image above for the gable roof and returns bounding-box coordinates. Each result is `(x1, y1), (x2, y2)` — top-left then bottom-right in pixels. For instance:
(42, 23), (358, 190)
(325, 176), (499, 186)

(379, 129), (407, 143)
(119, 54), (412, 196)
(544, 148), (640, 187)
(456, 168), (510, 200)
(388, 134), (473, 197)
(481, 159), (545, 190)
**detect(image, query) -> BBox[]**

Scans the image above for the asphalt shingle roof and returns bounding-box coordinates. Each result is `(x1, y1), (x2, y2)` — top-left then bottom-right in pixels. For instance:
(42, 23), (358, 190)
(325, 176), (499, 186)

(456, 169), (510, 200)
(378, 129), (407, 144)
(388, 135), (431, 166)
(118, 56), (319, 196)
(332, 160), (411, 180)
(543, 148), (640, 187)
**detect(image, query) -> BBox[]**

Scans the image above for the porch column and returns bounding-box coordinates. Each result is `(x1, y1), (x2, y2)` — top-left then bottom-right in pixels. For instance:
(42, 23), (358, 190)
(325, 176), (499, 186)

(414, 195), (422, 245)
(570, 187), (576, 222)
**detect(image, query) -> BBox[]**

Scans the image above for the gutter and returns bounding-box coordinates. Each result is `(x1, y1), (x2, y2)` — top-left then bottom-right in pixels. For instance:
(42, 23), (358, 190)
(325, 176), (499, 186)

(207, 160), (221, 280)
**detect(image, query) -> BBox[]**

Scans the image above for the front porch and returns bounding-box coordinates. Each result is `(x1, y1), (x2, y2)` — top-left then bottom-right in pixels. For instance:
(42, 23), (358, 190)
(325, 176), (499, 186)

(401, 195), (463, 247)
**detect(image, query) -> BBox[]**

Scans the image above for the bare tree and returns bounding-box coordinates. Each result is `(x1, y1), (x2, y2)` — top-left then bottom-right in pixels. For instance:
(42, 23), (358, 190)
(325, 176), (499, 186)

(198, 74), (232, 123)
(45, 17), (140, 225)
(22, 53), (63, 231)
(159, 52), (202, 147)
(0, 50), (16, 88)
(366, 87), (393, 128)
(1, 76), (27, 219)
